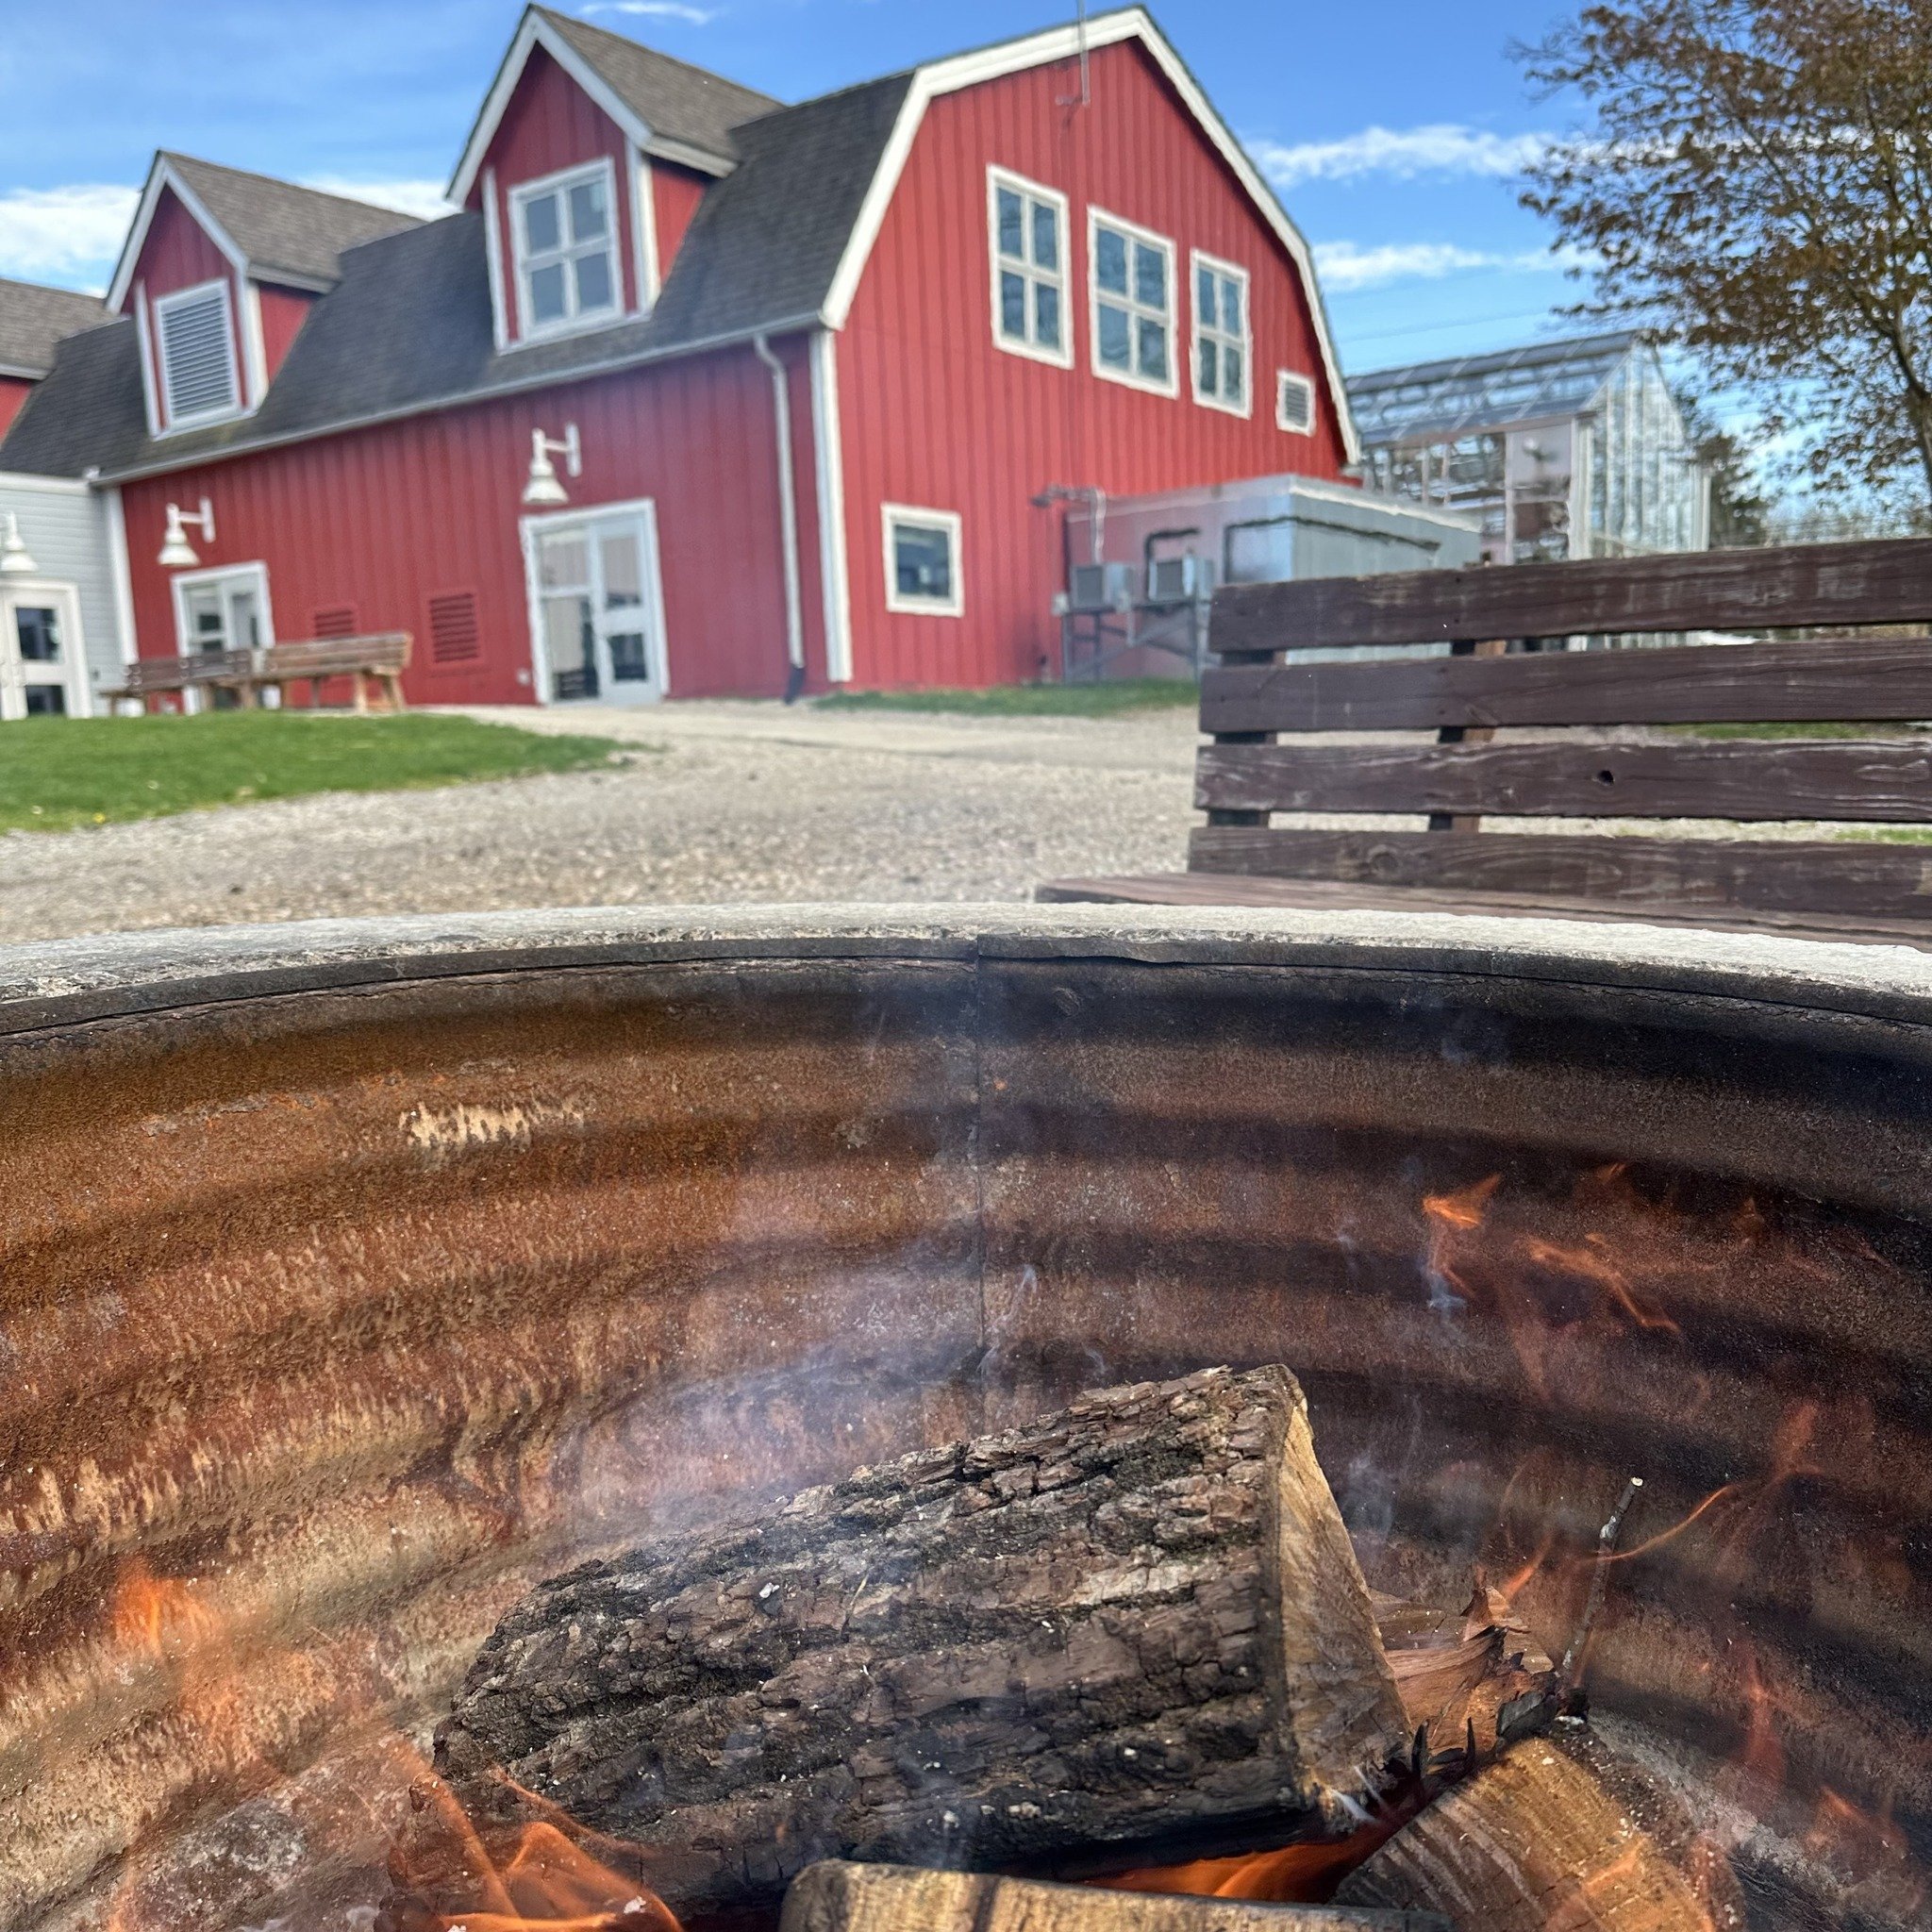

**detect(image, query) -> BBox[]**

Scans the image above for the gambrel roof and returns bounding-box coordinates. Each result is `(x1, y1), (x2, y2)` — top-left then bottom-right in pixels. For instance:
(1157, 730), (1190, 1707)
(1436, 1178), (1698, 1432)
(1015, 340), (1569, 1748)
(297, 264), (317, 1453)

(6, 6), (1359, 482)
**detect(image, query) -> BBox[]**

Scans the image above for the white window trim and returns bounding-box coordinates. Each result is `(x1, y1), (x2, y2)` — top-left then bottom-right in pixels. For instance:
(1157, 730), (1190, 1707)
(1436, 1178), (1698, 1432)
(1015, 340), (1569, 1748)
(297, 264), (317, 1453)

(1087, 208), (1179, 399)
(987, 165), (1072, 371)
(1277, 369), (1318, 436)
(508, 157), (624, 346)
(152, 277), (246, 433)
(1191, 249), (1252, 419)
(881, 503), (964, 618)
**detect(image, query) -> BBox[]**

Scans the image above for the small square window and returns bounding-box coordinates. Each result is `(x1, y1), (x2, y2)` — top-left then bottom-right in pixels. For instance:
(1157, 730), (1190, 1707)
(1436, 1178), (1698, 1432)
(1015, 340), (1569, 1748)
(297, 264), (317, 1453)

(988, 168), (1071, 367)
(883, 505), (963, 617)
(510, 161), (621, 341)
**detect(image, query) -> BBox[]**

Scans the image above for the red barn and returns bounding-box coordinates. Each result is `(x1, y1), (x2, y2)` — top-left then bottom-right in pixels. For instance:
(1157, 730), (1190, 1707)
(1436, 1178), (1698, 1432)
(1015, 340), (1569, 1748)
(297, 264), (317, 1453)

(1, 5), (1357, 706)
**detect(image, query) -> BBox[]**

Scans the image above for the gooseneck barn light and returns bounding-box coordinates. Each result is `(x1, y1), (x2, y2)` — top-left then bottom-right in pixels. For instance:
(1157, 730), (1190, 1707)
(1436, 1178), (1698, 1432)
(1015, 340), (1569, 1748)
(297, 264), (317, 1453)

(0, 512), (37, 576)
(158, 498), (216, 569)
(522, 425), (581, 508)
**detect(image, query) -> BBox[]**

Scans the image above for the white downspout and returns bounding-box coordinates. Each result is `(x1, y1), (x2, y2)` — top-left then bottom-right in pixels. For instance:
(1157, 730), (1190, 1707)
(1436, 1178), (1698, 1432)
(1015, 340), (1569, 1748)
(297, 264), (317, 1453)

(753, 332), (807, 702)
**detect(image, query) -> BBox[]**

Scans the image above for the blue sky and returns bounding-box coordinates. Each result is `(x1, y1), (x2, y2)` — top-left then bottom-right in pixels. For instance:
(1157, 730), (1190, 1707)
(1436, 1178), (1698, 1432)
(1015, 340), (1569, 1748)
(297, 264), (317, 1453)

(0, 0), (1589, 375)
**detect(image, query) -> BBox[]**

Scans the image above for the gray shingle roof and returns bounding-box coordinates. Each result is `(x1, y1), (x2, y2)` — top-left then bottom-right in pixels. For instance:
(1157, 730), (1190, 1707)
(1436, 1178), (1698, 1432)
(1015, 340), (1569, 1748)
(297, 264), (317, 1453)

(0, 69), (911, 482)
(534, 7), (781, 166)
(0, 277), (107, 378)
(161, 153), (423, 289)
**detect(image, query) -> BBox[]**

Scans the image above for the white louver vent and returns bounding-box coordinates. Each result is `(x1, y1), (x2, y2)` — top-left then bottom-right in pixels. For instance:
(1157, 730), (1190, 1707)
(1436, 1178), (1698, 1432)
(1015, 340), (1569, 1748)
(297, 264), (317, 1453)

(1276, 370), (1316, 436)
(157, 282), (240, 425)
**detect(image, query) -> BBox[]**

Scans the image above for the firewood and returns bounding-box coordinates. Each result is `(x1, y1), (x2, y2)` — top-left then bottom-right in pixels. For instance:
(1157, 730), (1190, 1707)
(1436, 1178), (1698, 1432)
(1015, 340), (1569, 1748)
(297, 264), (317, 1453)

(422, 1367), (1409, 1922)
(1334, 1726), (1747, 1932)
(1371, 1580), (1558, 1776)
(781, 1859), (1452, 1932)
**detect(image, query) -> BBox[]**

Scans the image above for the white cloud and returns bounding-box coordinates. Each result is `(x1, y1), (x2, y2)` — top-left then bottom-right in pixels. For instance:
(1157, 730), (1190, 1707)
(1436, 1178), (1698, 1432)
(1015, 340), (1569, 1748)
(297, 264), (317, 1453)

(581, 1), (718, 22)
(1313, 240), (1581, 292)
(1252, 125), (1551, 189)
(0, 184), (139, 290)
(302, 176), (454, 221)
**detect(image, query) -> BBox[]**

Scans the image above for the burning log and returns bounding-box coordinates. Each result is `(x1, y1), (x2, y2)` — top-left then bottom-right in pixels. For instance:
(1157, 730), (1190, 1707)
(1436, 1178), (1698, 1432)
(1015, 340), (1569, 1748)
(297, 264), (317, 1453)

(781, 1859), (1452, 1932)
(1333, 1728), (1746, 1932)
(415, 1367), (1409, 1922)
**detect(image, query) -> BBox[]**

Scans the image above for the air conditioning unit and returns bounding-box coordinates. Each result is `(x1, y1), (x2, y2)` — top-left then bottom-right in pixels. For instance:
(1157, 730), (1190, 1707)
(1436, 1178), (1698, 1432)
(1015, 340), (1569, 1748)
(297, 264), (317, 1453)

(1068, 561), (1135, 610)
(1146, 555), (1207, 605)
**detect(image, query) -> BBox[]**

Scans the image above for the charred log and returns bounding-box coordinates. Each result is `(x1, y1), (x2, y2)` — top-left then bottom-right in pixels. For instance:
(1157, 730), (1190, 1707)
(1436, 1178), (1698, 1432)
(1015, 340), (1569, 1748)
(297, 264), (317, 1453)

(419, 1367), (1408, 1922)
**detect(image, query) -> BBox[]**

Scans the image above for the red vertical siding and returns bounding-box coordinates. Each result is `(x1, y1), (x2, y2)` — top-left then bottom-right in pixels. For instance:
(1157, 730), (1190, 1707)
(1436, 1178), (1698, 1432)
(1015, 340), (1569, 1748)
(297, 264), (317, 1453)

(651, 162), (711, 282)
(257, 286), (315, 380)
(0, 376), (32, 441)
(476, 46), (643, 341)
(835, 39), (1350, 689)
(119, 343), (809, 704)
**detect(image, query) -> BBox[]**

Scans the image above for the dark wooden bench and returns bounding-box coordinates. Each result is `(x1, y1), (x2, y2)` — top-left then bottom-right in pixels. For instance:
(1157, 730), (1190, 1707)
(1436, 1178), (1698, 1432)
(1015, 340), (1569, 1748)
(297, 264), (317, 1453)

(102, 648), (259, 710)
(1040, 537), (1932, 947)
(255, 632), (409, 711)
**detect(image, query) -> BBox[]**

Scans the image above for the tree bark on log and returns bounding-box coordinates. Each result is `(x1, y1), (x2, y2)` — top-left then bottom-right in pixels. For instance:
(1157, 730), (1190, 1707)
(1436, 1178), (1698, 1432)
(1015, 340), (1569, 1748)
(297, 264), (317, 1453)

(427, 1367), (1408, 1922)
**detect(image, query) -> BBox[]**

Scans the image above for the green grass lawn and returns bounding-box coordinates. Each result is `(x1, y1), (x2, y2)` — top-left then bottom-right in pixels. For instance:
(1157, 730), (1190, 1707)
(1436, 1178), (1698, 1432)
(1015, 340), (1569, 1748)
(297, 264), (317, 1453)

(815, 678), (1195, 718)
(0, 711), (626, 834)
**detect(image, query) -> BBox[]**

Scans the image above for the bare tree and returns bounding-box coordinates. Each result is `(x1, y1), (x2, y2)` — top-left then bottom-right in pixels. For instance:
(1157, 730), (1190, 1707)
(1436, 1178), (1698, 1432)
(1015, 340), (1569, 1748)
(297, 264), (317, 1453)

(1520, 1), (1932, 515)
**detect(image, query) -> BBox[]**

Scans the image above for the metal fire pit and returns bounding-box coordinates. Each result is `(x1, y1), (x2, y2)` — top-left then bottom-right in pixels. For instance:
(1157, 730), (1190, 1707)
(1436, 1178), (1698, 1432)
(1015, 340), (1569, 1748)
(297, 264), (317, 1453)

(2, 907), (1928, 1932)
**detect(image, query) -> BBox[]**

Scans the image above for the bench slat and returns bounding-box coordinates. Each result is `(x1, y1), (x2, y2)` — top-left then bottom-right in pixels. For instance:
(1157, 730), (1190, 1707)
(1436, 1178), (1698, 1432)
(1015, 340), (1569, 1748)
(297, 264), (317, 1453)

(1035, 871), (1932, 949)
(1187, 825), (1932, 923)
(1208, 537), (1932, 654)
(1200, 636), (1932, 734)
(1195, 739), (1932, 822)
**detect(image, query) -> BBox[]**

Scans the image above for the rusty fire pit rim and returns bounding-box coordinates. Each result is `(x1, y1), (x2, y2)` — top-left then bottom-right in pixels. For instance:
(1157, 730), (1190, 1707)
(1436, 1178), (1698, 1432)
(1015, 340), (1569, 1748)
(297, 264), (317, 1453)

(6, 902), (1932, 1041)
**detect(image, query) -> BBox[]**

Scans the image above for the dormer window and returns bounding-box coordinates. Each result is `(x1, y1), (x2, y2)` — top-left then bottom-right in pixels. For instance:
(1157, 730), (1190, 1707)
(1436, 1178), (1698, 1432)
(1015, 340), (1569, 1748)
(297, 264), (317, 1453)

(510, 161), (620, 340)
(154, 279), (242, 427)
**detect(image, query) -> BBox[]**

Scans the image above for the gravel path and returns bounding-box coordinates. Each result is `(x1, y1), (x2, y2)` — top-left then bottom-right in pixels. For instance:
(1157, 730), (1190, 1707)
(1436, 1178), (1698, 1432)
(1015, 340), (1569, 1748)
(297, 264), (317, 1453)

(0, 703), (1203, 943)
(3, 702), (1893, 944)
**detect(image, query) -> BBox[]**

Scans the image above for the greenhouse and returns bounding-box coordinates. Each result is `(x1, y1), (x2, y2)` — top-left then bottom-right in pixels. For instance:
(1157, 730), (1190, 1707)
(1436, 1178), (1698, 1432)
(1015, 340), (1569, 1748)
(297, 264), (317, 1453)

(1346, 332), (1709, 564)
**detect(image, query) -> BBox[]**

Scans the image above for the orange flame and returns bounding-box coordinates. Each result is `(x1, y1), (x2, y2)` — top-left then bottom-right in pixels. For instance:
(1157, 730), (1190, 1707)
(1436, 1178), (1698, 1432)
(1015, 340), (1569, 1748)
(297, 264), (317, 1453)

(437, 1823), (682, 1932)
(1424, 1174), (1501, 1233)
(1521, 1236), (1682, 1337)
(1094, 1814), (1406, 1906)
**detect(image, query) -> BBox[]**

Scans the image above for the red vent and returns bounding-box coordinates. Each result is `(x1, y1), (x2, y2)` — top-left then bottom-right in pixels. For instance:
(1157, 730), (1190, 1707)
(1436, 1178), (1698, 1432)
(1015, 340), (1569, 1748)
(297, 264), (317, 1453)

(428, 591), (482, 666)
(313, 606), (358, 639)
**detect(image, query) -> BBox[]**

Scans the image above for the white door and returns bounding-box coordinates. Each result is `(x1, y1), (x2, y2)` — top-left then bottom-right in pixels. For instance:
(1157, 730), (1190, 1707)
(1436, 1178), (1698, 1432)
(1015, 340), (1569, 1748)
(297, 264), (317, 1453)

(527, 505), (665, 705)
(0, 582), (89, 721)
(174, 564), (271, 709)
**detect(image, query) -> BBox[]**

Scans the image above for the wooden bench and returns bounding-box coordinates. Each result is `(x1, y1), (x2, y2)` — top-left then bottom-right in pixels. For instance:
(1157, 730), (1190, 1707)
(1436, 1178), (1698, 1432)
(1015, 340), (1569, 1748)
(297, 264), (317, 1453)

(102, 648), (259, 710)
(255, 632), (409, 711)
(1040, 536), (1932, 948)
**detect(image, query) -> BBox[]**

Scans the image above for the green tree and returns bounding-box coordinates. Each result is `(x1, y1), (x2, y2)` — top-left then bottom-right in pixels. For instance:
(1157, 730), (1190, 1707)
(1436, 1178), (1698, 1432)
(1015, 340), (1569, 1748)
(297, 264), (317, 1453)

(1520, 1), (1932, 516)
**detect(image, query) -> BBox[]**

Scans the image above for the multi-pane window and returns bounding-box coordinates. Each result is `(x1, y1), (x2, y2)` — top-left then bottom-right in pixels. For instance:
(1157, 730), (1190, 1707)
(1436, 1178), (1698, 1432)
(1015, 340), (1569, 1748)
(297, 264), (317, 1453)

(882, 505), (963, 617)
(989, 168), (1069, 365)
(1089, 212), (1175, 394)
(154, 280), (241, 426)
(1192, 253), (1250, 415)
(1277, 370), (1317, 435)
(511, 162), (619, 337)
